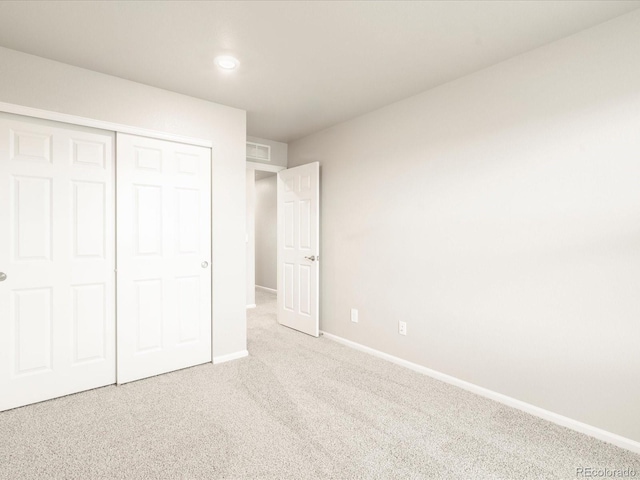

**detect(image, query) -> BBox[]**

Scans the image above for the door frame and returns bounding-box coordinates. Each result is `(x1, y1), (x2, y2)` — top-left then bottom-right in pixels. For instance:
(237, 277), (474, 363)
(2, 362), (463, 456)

(246, 161), (285, 308)
(0, 101), (216, 370)
(248, 160), (321, 337)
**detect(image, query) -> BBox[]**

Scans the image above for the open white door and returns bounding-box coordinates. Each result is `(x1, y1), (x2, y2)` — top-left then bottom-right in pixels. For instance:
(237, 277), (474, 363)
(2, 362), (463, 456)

(116, 134), (212, 384)
(277, 162), (319, 337)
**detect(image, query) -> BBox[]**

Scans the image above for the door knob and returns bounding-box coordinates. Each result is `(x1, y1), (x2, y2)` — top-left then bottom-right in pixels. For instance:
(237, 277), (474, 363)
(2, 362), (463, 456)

(304, 256), (316, 262)
(0, 272), (6, 282)
(201, 261), (209, 269)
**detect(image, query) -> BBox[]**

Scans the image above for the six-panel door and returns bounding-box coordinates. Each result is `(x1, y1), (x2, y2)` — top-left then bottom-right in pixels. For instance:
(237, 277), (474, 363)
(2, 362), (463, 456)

(0, 113), (116, 411)
(116, 133), (212, 384)
(277, 162), (320, 337)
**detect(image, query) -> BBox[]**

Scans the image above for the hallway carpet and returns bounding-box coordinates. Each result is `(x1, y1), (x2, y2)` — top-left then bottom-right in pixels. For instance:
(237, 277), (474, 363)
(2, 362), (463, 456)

(1, 289), (638, 479)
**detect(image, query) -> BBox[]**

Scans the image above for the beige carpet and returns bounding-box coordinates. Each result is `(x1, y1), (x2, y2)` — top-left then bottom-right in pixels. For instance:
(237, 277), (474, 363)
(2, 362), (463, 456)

(1, 288), (638, 479)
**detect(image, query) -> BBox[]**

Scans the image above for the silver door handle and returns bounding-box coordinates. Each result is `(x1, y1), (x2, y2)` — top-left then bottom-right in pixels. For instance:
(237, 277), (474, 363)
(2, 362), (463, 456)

(201, 261), (209, 269)
(304, 256), (316, 262)
(0, 272), (6, 282)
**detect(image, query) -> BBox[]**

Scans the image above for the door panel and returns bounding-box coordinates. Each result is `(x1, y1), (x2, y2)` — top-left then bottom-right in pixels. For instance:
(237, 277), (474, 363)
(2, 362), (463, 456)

(72, 283), (106, 364)
(12, 175), (52, 261)
(116, 134), (212, 384)
(13, 287), (53, 374)
(0, 112), (116, 411)
(72, 180), (106, 258)
(277, 162), (319, 337)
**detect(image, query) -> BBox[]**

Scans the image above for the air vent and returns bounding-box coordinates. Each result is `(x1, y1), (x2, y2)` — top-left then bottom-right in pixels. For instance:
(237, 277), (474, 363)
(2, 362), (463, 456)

(246, 141), (271, 161)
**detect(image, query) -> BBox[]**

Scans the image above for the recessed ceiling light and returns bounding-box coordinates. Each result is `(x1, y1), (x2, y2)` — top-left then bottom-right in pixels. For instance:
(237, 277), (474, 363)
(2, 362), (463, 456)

(215, 55), (239, 70)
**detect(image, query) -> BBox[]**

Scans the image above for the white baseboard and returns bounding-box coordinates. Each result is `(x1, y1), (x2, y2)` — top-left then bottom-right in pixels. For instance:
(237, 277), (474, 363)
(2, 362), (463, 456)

(255, 285), (277, 294)
(246, 304), (257, 309)
(320, 331), (640, 455)
(213, 350), (249, 365)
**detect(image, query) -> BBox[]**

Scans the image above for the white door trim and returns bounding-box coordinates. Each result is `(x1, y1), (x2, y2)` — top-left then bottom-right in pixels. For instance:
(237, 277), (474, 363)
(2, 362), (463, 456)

(247, 161), (285, 173)
(0, 102), (213, 148)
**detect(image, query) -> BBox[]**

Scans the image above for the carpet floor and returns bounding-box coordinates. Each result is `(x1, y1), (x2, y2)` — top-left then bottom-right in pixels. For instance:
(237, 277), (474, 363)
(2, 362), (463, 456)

(1, 288), (638, 479)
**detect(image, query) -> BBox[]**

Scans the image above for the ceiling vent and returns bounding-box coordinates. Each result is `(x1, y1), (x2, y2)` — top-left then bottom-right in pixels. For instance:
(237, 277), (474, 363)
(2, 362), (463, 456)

(246, 141), (271, 162)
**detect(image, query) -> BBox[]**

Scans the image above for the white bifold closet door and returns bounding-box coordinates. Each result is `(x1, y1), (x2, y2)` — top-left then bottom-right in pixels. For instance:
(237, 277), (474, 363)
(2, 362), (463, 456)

(116, 133), (212, 384)
(0, 113), (116, 411)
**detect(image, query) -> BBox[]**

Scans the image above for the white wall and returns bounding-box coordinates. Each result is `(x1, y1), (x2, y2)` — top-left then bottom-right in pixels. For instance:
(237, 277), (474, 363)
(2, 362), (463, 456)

(0, 46), (247, 359)
(288, 11), (640, 443)
(247, 135), (288, 168)
(255, 175), (277, 290)
(246, 168), (256, 306)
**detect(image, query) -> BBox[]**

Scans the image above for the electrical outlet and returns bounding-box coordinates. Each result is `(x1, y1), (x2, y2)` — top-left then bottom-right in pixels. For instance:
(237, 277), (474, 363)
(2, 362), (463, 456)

(351, 308), (359, 323)
(398, 321), (407, 336)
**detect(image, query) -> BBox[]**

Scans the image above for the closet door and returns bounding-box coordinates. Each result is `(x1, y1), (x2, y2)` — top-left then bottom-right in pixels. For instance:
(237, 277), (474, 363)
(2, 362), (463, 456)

(0, 113), (115, 411)
(116, 134), (212, 384)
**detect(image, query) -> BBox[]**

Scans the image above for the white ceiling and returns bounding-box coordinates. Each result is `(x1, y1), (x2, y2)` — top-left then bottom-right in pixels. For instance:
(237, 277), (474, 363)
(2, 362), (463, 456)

(0, 1), (638, 142)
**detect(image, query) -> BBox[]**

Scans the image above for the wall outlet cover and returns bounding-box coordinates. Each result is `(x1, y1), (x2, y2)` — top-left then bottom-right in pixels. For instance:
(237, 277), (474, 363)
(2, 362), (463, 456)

(351, 308), (359, 323)
(399, 321), (407, 336)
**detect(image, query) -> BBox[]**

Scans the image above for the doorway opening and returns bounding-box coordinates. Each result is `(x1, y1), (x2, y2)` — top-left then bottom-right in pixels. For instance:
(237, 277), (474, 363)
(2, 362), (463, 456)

(246, 162), (283, 310)
(246, 159), (320, 337)
(254, 169), (278, 299)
